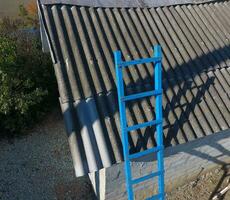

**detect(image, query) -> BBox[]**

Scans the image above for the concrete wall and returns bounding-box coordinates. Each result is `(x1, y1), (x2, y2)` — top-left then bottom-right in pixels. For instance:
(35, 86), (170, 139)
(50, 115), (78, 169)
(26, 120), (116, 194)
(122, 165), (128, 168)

(90, 129), (230, 200)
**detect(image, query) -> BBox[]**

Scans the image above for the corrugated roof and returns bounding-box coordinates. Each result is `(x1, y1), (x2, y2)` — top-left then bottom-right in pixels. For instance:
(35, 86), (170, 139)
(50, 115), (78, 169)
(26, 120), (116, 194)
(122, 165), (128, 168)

(38, 0), (230, 177)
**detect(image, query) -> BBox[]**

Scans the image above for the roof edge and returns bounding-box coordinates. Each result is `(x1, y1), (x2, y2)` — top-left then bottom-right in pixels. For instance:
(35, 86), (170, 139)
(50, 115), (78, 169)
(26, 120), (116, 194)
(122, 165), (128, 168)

(37, 0), (57, 61)
(38, 0), (221, 8)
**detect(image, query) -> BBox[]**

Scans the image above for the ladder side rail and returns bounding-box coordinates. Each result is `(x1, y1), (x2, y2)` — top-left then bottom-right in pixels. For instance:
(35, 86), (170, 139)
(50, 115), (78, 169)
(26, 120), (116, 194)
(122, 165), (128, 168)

(154, 45), (165, 200)
(114, 51), (134, 200)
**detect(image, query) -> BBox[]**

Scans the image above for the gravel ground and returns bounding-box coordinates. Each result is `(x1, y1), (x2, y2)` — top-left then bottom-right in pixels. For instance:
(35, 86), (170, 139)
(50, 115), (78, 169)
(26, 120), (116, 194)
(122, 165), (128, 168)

(0, 109), (95, 200)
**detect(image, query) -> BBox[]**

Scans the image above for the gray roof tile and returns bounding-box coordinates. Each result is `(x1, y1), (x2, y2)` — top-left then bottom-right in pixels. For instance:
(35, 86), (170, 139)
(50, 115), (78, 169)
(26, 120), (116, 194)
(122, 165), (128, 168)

(39, 1), (230, 176)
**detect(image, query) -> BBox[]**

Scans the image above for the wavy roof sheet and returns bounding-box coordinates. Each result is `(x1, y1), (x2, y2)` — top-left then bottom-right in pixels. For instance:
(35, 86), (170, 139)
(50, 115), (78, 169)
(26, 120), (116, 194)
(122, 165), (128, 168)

(38, 0), (230, 176)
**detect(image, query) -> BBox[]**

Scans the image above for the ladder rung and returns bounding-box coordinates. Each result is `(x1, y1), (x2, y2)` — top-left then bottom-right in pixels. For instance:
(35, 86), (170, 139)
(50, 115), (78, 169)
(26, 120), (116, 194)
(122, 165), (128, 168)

(129, 146), (163, 160)
(121, 90), (162, 102)
(118, 57), (161, 68)
(132, 171), (162, 185)
(126, 119), (162, 132)
(145, 193), (164, 200)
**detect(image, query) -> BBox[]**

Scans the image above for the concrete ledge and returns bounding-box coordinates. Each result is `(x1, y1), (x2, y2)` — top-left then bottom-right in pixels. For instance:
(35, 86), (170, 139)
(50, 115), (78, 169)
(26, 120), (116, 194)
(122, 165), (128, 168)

(89, 129), (230, 200)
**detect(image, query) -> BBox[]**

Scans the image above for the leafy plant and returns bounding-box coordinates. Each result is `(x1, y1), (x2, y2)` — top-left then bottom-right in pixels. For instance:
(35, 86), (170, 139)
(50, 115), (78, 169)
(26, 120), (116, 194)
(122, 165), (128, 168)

(19, 2), (39, 28)
(0, 20), (56, 137)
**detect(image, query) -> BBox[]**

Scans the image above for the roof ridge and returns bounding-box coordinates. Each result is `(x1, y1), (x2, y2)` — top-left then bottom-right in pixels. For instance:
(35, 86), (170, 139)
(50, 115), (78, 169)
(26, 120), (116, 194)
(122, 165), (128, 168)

(38, 0), (223, 8)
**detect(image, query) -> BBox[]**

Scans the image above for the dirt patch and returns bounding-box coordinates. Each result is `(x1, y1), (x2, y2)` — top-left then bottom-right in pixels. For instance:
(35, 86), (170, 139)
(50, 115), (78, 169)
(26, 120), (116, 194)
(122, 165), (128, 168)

(0, 0), (34, 17)
(55, 177), (95, 200)
(167, 165), (230, 200)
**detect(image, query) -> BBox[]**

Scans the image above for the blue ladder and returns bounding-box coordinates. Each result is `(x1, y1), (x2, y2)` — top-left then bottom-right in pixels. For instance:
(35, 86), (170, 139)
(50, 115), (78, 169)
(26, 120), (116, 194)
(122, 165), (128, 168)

(114, 45), (164, 200)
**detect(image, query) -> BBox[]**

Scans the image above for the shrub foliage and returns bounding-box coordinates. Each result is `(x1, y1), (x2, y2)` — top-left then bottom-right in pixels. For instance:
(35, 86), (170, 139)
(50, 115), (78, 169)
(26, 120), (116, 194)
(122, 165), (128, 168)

(0, 19), (56, 136)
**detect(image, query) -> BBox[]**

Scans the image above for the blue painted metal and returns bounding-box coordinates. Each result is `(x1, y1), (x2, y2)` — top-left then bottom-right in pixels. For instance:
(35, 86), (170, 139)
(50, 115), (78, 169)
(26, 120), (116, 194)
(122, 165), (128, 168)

(115, 45), (164, 200)
(118, 57), (161, 67)
(132, 171), (162, 185)
(122, 89), (162, 102)
(154, 45), (165, 200)
(115, 50), (134, 200)
(145, 193), (164, 200)
(128, 146), (163, 160)
(126, 119), (162, 132)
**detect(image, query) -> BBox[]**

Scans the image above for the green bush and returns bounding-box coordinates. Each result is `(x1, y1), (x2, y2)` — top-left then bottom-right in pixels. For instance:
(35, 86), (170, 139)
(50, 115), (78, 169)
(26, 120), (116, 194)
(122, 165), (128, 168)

(0, 23), (56, 136)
